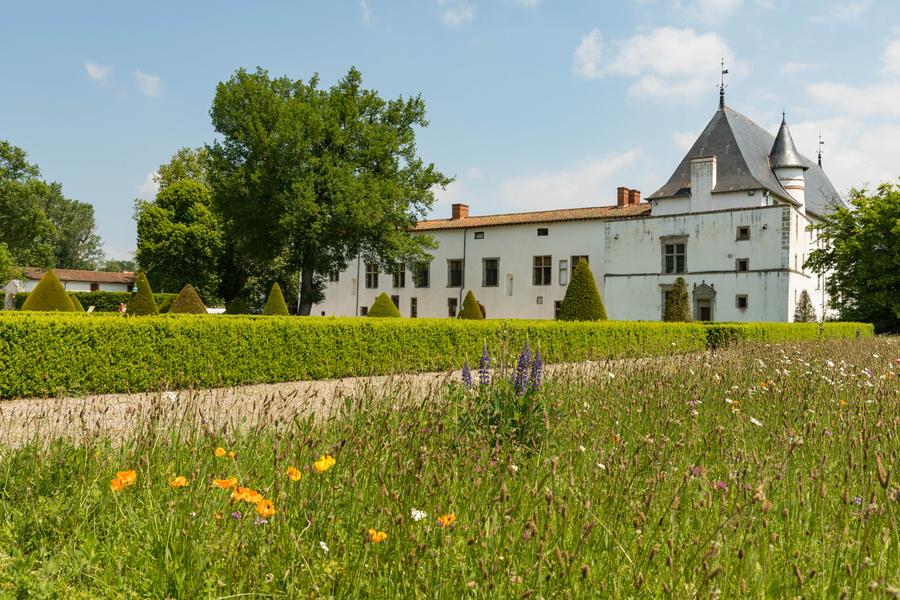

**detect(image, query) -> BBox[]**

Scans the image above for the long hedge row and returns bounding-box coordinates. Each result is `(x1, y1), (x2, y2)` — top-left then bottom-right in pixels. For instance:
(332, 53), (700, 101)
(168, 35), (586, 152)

(13, 291), (178, 312)
(0, 313), (873, 398)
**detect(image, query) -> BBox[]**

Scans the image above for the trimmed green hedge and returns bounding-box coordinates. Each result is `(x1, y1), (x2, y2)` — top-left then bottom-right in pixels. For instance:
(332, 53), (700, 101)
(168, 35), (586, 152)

(0, 314), (873, 398)
(14, 291), (177, 313)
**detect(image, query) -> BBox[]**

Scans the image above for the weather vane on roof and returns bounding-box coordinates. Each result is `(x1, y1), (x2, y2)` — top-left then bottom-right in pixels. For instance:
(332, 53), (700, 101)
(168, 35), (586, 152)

(817, 132), (824, 167)
(719, 58), (729, 109)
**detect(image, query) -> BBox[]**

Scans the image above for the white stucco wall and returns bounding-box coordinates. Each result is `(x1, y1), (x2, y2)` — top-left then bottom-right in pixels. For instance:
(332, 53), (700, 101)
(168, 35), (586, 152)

(19, 280), (131, 293)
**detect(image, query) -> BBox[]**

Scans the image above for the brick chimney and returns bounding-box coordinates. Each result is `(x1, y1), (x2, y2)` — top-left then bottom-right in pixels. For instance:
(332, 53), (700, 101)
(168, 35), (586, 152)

(628, 189), (641, 205)
(451, 203), (469, 220)
(617, 187), (628, 207)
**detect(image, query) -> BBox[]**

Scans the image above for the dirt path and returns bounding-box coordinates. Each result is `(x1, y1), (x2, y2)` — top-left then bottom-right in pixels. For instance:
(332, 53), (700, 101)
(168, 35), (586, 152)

(0, 356), (697, 448)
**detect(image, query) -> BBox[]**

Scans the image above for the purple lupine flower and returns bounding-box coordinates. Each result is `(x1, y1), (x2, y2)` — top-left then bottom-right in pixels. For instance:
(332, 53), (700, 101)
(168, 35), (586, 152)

(461, 359), (473, 390)
(231, 511), (242, 520)
(530, 347), (543, 392)
(478, 342), (491, 387)
(514, 341), (531, 395)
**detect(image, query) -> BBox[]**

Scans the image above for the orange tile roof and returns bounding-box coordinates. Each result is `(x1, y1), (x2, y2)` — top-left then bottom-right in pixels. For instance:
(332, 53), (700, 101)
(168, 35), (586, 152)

(23, 268), (136, 285)
(414, 202), (651, 231)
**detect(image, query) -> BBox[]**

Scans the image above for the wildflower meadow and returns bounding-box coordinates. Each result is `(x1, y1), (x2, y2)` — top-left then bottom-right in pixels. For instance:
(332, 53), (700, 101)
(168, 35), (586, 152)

(0, 337), (897, 598)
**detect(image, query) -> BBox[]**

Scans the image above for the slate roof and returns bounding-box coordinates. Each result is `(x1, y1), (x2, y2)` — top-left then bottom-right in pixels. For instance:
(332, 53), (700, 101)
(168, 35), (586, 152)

(414, 202), (651, 231)
(648, 107), (843, 216)
(22, 268), (136, 284)
(769, 117), (807, 170)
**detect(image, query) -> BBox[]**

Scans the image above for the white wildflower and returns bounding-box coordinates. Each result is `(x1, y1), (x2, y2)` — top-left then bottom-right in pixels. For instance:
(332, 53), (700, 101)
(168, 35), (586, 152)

(596, 463), (606, 470)
(319, 541), (329, 553)
(826, 360), (835, 368)
(749, 417), (763, 427)
(410, 509), (427, 522)
(578, 445), (586, 453)
(509, 464), (518, 473)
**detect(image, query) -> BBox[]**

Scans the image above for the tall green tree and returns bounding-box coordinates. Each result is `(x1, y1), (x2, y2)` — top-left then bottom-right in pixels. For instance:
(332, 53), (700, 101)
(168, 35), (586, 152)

(100, 259), (136, 272)
(664, 277), (692, 322)
(154, 146), (210, 191)
(135, 179), (224, 299)
(0, 243), (21, 284)
(208, 67), (451, 315)
(806, 183), (900, 332)
(38, 183), (104, 270)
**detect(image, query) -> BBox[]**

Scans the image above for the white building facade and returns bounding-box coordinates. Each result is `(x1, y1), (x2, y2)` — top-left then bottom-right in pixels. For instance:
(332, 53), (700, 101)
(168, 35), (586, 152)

(314, 104), (840, 322)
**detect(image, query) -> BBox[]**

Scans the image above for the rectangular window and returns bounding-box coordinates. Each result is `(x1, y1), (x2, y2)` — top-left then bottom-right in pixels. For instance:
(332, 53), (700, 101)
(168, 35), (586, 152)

(392, 263), (405, 288)
(90, 283), (100, 292)
(365, 263), (378, 289)
(447, 259), (464, 288)
(736, 258), (749, 272)
(736, 226), (750, 241)
(554, 300), (562, 320)
(537, 228), (549, 236)
(533, 255), (552, 285)
(736, 295), (748, 309)
(410, 297), (417, 318)
(571, 255), (589, 269)
(482, 258), (499, 287)
(390, 294), (400, 309)
(474, 231), (484, 239)
(360, 306), (368, 316)
(328, 271), (340, 283)
(559, 259), (569, 286)
(663, 242), (686, 274)
(447, 297), (458, 317)
(412, 262), (430, 288)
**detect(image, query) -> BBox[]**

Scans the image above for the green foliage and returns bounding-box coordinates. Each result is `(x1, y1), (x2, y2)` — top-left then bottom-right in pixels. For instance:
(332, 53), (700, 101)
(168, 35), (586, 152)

(558, 260), (607, 321)
(806, 183), (900, 332)
(37, 183), (104, 270)
(20, 270), (75, 312)
(0, 242), (21, 284)
(68, 293), (85, 312)
(158, 295), (175, 314)
(154, 146), (210, 191)
(0, 313), (871, 398)
(99, 259), (136, 272)
(169, 284), (207, 315)
(368, 292), (401, 317)
(208, 66), (450, 314)
(664, 277), (692, 322)
(135, 179), (223, 302)
(225, 297), (249, 315)
(15, 291), (175, 312)
(794, 290), (817, 323)
(262, 283), (289, 316)
(126, 273), (159, 316)
(458, 290), (484, 320)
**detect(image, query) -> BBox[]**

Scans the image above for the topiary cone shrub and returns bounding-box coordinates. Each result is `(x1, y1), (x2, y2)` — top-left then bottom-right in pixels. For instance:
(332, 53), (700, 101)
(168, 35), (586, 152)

(225, 297), (249, 315)
(262, 283), (289, 316)
(794, 290), (816, 323)
(21, 270), (75, 312)
(158, 295), (174, 314)
(458, 290), (484, 320)
(126, 273), (159, 316)
(69, 294), (85, 312)
(664, 277), (692, 322)
(368, 292), (401, 317)
(169, 283), (207, 314)
(558, 260), (607, 321)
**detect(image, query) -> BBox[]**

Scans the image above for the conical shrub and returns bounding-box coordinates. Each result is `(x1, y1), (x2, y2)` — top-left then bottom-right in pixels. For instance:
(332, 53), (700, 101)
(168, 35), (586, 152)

(126, 273), (159, 316)
(169, 283), (207, 314)
(69, 293), (85, 312)
(458, 290), (484, 319)
(21, 270), (75, 312)
(225, 297), (249, 315)
(158, 295), (175, 314)
(663, 277), (691, 322)
(558, 260), (607, 321)
(368, 292), (401, 317)
(262, 282), (289, 315)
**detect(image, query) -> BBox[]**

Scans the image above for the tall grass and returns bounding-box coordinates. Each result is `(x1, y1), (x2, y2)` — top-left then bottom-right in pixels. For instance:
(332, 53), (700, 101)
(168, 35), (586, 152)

(0, 338), (897, 598)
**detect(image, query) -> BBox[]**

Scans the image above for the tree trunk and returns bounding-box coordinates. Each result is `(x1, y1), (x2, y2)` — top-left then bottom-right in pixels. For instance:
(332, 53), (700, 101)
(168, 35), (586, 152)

(298, 266), (315, 316)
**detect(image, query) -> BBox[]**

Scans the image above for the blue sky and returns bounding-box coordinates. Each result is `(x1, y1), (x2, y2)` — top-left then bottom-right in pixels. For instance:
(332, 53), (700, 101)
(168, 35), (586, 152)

(2, 0), (898, 259)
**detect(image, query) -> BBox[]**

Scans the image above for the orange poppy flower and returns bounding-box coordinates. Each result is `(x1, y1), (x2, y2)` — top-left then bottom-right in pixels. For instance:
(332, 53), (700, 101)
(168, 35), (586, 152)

(116, 470), (137, 487)
(437, 513), (457, 528)
(232, 486), (263, 505)
(256, 499), (276, 518)
(212, 477), (238, 489)
(367, 529), (388, 543)
(314, 455), (336, 473)
(169, 475), (190, 488)
(109, 477), (124, 492)
(214, 447), (227, 458)
(286, 466), (302, 481)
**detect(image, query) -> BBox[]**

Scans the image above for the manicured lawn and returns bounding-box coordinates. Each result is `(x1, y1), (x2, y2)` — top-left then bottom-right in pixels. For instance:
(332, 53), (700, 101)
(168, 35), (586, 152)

(0, 338), (897, 598)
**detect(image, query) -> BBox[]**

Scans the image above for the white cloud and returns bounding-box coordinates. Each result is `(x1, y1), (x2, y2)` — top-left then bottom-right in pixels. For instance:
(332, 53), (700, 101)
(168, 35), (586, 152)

(687, 0), (744, 24)
(574, 26), (745, 105)
(807, 82), (900, 118)
(84, 61), (113, 82)
(497, 151), (641, 211)
(827, 0), (871, 20)
(137, 171), (160, 198)
(133, 69), (162, 97)
(504, 0), (540, 7)
(780, 62), (820, 76)
(360, 0), (373, 26)
(882, 38), (900, 78)
(437, 0), (474, 27)
(673, 131), (699, 150)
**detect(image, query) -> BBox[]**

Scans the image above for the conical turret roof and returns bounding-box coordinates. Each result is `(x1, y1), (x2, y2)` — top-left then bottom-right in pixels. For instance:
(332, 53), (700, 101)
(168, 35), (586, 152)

(769, 115), (808, 170)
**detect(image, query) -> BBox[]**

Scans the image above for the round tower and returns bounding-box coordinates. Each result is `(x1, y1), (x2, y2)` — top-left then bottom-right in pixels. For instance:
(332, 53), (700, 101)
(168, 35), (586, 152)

(769, 114), (809, 210)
